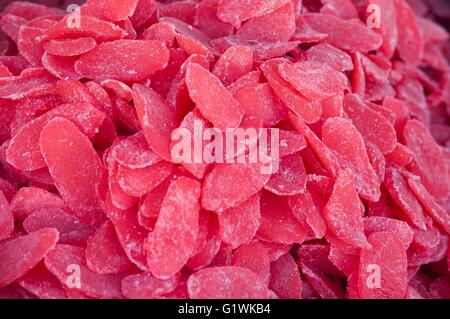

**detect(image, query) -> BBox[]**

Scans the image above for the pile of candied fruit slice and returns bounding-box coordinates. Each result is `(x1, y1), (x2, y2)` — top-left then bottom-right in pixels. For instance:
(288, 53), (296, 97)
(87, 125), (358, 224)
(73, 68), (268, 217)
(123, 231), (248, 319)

(0, 0), (450, 299)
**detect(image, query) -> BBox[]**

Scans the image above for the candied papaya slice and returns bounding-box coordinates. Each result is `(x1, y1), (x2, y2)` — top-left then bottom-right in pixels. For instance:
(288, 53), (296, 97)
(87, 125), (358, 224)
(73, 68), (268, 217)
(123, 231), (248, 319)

(202, 162), (271, 212)
(0, 228), (59, 288)
(218, 193), (261, 249)
(133, 84), (178, 161)
(146, 177), (201, 279)
(358, 231), (408, 299)
(186, 63), (243, 130)
(187, 266), (270, 299)
(75, 40), (169, 82)
(322, 117), (381, 202)
(403, 119), (449, 201)
(39, 117), (106, 226)
(45, 244), (125, 299)
(324, 169), (370, 249)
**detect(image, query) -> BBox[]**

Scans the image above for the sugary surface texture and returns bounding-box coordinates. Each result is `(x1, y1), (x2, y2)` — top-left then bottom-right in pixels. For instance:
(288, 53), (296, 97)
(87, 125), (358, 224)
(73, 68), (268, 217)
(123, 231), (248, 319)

(0, 0), (448, 300)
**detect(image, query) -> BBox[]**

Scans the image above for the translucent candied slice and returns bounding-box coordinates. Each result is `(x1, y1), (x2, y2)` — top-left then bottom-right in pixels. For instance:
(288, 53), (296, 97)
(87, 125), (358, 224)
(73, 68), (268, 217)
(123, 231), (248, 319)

(85, 221), (133, 275)
(288, 189), (327, 239)
(324, 169), (370, 249)
(218, 194), (261, 249)
(358, 231), (408, 299)
(103, 195), (148, 271)
(44, 38), (97, 57)
(265, 152), (306, 196)
(80, 0), (139, 22)
(186, 63), (243, 130)
(0, 190), (13, 241)
(343, 94), (397, 154)
(187, 266), (270, 299)
(278, 61), (348, 100)
(45, 244), (125, 298)
(303, 13), (382, 53)
(202, 162), (271, 212)
(261, 59), (322, 124)
(403, 119), (449, 200)
(194, 0), (234, 39)
(159, 0), (197, 24)
(7, 102), (105, 171)
(213, 46), (253, 87)
(231, 242), (270, 285)
(235, 3), (295, 43)
(363, 216), (413, 249)
(257, 191), (308, 244)
(42, 15), (127, 43)
(394, 0), (423, 65)
(147, 177), (201, 279)
(384, 167), (427, 230)
(17, 262), (67, 299)
(75, 40), (169, 81)
(121, 272), (181, 299)
(322, 117), (381, 202)
(116, 161), (174, 197)
(171, 110), (210, 177)
(269, 253), (302, 299)
(234, 83), (287, 127)
(39, 117), (106, 226)
(217, 0), (289, 28)
(0, 228), (59, 288)
(133, 84), (178, 161)
(10, 187), (66, 221)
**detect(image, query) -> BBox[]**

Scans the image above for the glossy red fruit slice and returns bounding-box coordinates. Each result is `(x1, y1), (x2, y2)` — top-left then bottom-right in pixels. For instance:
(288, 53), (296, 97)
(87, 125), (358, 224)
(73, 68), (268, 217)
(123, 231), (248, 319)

(0, 228), (59, 288)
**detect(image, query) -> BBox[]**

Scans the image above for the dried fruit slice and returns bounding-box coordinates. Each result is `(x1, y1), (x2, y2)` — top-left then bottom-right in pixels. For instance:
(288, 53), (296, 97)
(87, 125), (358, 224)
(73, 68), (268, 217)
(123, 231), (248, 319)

(218, 194), (261, 249)
(269, 253), (302, 299)
(187, 266), (270, 299)
(45, 244), (124, 299)
(261, 59), (322, 124)
(394, 0), (423, 65)
(133, 84), (178, 161)
(324, 169), (370, 249)
(121, 272), (181, 299)
(103, 196), (148, 271)
(234, 3), (295, 43)
(44, 38), (97, 57)
(213, 46), (253, 87)
(217, 0), (289, 28)
(0, 190), (13, 241)
(112, 132), (162, 169)
(303, 13), (382, 53)
(234, 83), (287, 127)
(10, 187), (66, 221)
(403, 119), (449, 201)
(0, 228), (59, 288)
(6, 102), (106, 171)
(257, 191), (308, 244)
(85, 221), (133, 275)
(75, 40), (169, 81)
(116, 161), (174, 197)
(186, 63), (243, 130)
(384, 167), (427, 230)
(322, 117), (381, 202)
(146, 177), (201, 279)
(358, 231), (408, 299)
(80, 0), (139, 22)
(343, 94), (397, 154)
(265, 152), (306, 196)
(278, 61), (348, 100)
(39, 117), (106, 226)
(231, 242), (271, 284)
(202, 162), (271, 212)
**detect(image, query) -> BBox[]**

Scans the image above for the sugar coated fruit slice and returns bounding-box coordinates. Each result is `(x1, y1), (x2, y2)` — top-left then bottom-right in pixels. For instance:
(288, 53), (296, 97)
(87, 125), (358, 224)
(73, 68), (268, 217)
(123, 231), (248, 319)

(0, 0), (449, 300)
